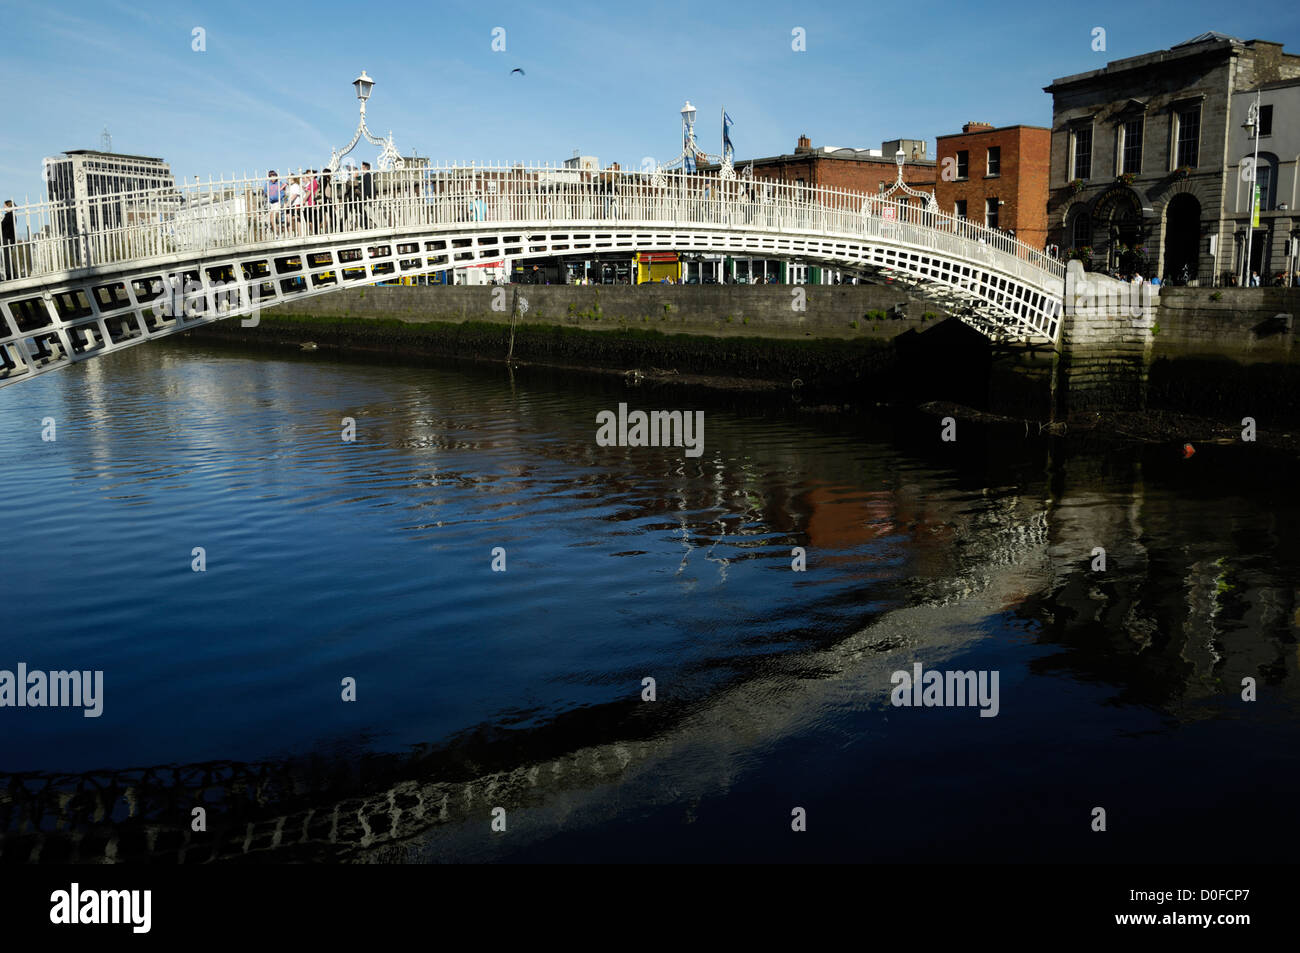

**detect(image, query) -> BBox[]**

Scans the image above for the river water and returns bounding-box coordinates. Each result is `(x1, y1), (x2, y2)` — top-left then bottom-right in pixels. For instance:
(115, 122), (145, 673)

(1, 340), (1297, 863)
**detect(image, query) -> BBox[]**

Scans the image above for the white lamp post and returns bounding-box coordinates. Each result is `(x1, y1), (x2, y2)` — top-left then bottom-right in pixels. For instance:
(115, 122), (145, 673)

(327, 70), (403, 173)
(881, 147), (938, 214)
(354, 70), (374, 106)
(681, 101), (697, 163)
(1242, 92), (1261, 286)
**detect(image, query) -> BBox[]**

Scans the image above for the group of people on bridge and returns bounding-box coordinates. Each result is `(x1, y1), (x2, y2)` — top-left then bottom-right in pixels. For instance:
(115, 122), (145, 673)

(2, 162), (1054, 283)
(265, 163), (376, 237)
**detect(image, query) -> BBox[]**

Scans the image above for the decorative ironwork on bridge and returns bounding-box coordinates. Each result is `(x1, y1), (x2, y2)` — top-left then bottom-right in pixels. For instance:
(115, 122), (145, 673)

(0, 80), (1065, 388)
(649, 101), (738, 186)
(882, 148), (940, 213)
(325, 70), (404, 173)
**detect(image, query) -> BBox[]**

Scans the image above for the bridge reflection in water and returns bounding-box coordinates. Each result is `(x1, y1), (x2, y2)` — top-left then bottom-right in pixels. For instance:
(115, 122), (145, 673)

(2, 499), (1049, 865)
(1, 343), (1297, 863)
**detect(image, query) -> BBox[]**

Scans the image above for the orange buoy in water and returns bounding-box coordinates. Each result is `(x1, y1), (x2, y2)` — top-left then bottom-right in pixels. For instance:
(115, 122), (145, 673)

(1182, 443), (1196, 458)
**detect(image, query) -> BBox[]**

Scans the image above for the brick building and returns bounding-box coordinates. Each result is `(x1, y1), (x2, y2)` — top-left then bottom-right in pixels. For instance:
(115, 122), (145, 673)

(934, 122), (1050, 249)
(1044, 31), (1300, 283)
(692, 134), (935, 284)
(698, 134), (935, 199)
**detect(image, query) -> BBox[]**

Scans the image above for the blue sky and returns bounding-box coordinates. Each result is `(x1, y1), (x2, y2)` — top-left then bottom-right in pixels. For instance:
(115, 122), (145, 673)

(1, 0), (1297, 203)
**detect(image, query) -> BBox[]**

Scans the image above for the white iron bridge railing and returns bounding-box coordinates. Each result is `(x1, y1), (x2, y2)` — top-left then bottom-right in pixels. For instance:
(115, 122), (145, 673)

(0, 164), (1065, 290)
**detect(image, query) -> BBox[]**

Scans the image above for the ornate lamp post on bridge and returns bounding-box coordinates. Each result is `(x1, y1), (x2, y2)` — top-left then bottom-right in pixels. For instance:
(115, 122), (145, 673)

(881, 149), (939, 212)
(681, 100), (697, 171)
(649, 100), (735, 185)
(326, 70), (404, 174)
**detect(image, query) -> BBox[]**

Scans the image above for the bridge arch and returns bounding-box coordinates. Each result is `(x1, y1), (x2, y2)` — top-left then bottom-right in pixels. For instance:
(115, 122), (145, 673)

(0, 166), (1065, 386)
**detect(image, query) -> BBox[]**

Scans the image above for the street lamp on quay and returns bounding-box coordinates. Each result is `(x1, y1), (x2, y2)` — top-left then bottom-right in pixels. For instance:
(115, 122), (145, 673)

(326, 70), (403, 174)
(1241, 91), (1261, 286)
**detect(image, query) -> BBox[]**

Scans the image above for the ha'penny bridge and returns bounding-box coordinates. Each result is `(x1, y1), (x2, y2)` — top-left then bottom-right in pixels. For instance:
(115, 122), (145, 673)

(0, 160), (1068, 389)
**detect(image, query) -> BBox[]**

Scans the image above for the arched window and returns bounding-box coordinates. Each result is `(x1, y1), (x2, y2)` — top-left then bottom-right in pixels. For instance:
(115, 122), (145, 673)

(1243, 153), (1279, 211)
(1070, 208), (1092, 250)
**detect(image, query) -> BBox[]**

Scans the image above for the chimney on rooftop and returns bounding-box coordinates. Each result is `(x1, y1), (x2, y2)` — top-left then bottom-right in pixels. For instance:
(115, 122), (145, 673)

(962, 122), (994, 134)
(795, 134), (812, 153)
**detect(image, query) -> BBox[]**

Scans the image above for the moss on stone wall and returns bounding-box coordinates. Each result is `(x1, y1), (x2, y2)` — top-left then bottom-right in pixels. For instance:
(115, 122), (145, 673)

(188, 313), (899, 392)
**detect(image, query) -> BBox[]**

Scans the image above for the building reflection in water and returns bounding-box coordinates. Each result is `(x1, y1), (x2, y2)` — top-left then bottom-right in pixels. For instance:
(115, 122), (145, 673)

(1, 344), (1296, 863)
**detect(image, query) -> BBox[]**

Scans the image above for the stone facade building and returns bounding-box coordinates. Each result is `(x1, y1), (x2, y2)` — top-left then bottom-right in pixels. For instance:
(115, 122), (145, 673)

(1044, 32), (1300, 285)
(1227, 78), (1300, 284)
(934, 122), (1051, 249)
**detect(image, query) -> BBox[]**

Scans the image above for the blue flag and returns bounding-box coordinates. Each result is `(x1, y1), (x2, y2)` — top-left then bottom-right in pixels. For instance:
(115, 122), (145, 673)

(723, 112), (734, 161)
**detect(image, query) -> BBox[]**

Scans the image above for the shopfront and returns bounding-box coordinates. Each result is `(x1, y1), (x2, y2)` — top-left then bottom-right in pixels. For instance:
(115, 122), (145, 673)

(637, 251), (681, 284)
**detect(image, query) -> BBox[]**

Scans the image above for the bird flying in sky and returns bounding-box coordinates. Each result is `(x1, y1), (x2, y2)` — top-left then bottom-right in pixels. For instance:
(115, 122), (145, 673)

(511, 68), (525, 75)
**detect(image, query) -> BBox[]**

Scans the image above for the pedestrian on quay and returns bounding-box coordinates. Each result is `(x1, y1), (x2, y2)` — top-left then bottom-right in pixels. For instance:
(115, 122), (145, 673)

(1251, 270), (1261, 287)
(1, 199), (16, 280)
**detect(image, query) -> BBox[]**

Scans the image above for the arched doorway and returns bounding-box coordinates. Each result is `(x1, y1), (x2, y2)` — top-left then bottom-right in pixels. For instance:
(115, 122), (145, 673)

(1163, 193), (1201, 284)
(1092, 186), (1145, 275)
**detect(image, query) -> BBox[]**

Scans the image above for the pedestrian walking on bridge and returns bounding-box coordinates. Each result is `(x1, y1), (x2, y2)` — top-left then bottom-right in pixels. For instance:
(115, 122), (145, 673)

(1, 200), (16, 280)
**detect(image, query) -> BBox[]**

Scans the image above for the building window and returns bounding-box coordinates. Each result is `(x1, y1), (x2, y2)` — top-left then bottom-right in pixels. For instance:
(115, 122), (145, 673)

(1258, 104), (1273, 137)
(1071, 212), (1091, 250)
(956, 150), (969, 179)
(985, 198), (999, 229)
(1175, 105), (1200, 168)
(987, 146), (1000, 176)
(1071, 125), (1093, 180)
(1254, 163), (1273, 211)
(955, 199), (967, 219)
(1121, 117), (1143, 174)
